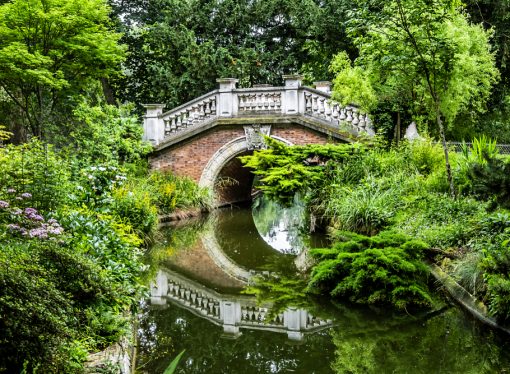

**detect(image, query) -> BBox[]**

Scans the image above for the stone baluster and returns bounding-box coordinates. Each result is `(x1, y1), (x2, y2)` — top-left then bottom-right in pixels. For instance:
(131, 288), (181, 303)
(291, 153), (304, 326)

(324, 101), (332, 119)
(199, 103), (205, 120)
(312, 95), (318, 114)
(186, 110), (194, 127)
(352, 107), (359, 126)
(332, 104), (339, 120)
(164, 119), (170, 136)
(358, 113), (366, 129)
(305, 93), (312, 112)
(275, 93), (281, 110)
(176, 113), (182, 130)
(339, 108), (346, 120)
(346, 107), (353, 122)
(210, 97), (217, 114)
(318, 98), (326, 116)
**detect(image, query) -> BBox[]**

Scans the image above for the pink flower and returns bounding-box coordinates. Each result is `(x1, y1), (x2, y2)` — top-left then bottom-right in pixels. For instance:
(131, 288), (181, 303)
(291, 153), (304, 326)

(0, 200), (9, 208)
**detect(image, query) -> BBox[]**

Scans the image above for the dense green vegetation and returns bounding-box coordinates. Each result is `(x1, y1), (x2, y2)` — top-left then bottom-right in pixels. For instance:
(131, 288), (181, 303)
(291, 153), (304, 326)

(1, 0), (510, 371)
(241, 137), (510, 322)
(0, 138), (211, 371)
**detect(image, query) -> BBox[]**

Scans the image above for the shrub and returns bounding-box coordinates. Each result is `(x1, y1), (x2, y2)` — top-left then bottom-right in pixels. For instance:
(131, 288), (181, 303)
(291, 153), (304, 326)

(68, 102), (152, 167)
(307, 231), (433, 310)
(0, 139), (70, 212)
(112, 181), (158, 240)
(149, 171), (212, 213)
(322, 180), (400, 235)
(482, 237), (510, 322)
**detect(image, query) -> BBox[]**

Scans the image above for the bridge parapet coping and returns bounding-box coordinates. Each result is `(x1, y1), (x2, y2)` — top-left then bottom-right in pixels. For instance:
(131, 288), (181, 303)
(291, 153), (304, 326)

(144, 76), (374, 146)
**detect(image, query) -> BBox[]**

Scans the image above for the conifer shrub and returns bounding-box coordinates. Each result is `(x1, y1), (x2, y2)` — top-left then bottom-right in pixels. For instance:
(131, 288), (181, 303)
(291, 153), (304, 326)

(307, 231), (433, 310)
(483, 245), (510, 322)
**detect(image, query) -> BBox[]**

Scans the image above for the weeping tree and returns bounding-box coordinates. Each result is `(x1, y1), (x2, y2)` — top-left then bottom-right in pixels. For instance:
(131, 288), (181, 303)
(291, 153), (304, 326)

(333, 0), (499, 197)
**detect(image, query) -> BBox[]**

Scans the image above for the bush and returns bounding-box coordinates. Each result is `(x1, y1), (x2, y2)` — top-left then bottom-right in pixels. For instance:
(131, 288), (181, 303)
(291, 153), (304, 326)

(0, 201), (146, 372)
(148, 171), (212, 213)
(322, 181), (399, 235)
(68, 102), (152, 167)
(112, 181), (158, 240)
(482, 236), (510, 322)
(0, 139), (70, 212)
(307, 231), (433, 310)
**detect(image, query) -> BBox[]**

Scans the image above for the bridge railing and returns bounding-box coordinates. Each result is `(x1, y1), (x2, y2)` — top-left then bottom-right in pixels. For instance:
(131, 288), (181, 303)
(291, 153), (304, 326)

(150, 270), (333, 340)
(143, 75), (375, 145)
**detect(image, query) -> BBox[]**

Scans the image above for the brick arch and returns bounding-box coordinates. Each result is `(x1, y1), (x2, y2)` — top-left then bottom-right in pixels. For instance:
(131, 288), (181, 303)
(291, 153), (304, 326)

(199, 135), (293, 205)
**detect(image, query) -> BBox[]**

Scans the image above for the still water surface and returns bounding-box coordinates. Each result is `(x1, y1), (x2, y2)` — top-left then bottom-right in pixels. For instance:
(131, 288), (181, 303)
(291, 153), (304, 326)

(137, 198), (510, 373)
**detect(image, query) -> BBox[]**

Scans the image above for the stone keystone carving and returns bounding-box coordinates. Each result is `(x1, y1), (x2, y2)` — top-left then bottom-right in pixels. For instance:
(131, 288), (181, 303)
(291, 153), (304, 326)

(244, 125), (271, 150)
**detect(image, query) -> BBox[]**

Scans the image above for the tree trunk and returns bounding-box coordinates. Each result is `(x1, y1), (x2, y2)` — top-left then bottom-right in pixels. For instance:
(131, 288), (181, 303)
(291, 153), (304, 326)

(395, 111), (401, 145)
(101, 78), (116, 106)
(436, 102), (455, 198)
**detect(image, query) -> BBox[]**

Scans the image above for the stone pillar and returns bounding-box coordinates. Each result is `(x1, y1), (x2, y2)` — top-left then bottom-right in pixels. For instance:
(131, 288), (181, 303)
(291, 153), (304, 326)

(284, 307), (306, 341)
(314, 81), (332, 94)
(220, 300), (242, 338)
(142, 104), (165, 146)
(149, 271), (168, 305)
(283, 75), (303, 114)
(217, 78), (238, 117)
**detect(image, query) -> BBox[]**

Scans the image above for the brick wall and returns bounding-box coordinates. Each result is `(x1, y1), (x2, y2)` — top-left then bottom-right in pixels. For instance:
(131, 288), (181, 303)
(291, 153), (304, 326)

(149, 124), (334, 204)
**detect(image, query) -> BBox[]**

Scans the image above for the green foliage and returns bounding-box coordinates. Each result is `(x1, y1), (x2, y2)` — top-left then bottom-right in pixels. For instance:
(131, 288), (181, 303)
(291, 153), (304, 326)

(330, 51), (377, 112)
(467, 149), (510, 208)
(482, 238), (510, 322)
(240, 137), (363, 205)
(307, 231), (433, 310)
(0, 139), (70, 211)
(68, 102), (152, 167)
(321, 181), (399, 235)
(110, 0), (355, 112)
(163, 350), (185, 374)
(148, 171), (213, 213)
(0, 0), (125, 139)
(0, 223), (139, 373)
(112, 181), (159, 240)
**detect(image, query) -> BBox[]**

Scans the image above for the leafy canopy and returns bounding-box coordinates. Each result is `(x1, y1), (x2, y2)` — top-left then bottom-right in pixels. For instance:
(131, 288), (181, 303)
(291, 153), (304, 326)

(0, 0), (125, 138)
(239, 137), (363, 205)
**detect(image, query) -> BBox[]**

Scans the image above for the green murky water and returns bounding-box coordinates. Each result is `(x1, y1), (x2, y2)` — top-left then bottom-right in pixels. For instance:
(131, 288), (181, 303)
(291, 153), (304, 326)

(136, 197), (510, 374)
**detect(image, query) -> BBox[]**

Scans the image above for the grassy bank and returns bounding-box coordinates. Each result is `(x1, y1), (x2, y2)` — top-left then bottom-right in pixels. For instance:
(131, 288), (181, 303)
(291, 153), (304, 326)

(242, 137), (510, 322)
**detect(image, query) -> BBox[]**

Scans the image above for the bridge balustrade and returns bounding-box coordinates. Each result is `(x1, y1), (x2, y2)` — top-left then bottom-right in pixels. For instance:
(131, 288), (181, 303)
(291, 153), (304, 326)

(143, 75), (375, 146)
(150, 270), (333, 340)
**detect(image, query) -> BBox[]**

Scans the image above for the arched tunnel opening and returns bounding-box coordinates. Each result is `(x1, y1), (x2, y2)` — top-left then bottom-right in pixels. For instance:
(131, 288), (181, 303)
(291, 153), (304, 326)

(214, 150), (255, 206)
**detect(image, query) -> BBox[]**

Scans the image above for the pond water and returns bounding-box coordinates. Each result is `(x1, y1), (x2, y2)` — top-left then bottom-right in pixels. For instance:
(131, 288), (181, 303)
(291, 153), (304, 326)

(136, 197), (510, 373)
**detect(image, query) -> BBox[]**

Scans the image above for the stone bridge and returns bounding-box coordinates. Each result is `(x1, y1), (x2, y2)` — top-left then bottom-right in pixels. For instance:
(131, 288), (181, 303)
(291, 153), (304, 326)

(144, 75), (374, 205)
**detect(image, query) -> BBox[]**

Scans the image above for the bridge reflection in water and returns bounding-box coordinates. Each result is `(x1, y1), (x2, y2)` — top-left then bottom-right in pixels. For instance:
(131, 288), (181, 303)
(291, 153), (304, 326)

(150, 269), (332, 341)
(149, 198), (331, 341)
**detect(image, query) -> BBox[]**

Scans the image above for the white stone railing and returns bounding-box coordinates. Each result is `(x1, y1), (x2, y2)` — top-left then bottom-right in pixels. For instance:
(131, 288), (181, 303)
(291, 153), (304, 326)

(303, 88), (373, 135)
(143, 76), (374, 145)
(150, 270), (332, 340)
(237, 87), (284, 113)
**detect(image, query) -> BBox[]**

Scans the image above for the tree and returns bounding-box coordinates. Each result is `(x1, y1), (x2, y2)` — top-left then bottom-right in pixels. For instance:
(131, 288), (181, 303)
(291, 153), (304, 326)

(108, 0), (356, 112)
(0, 0), (125, 141)
(334, 0), (499, 196)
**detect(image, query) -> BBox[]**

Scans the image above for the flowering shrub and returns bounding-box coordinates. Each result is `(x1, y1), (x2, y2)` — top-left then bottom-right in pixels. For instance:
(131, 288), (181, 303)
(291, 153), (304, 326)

(0, 140), (70, 211)
(75, 164), (127, 207)
(0, 196), (64, 240)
